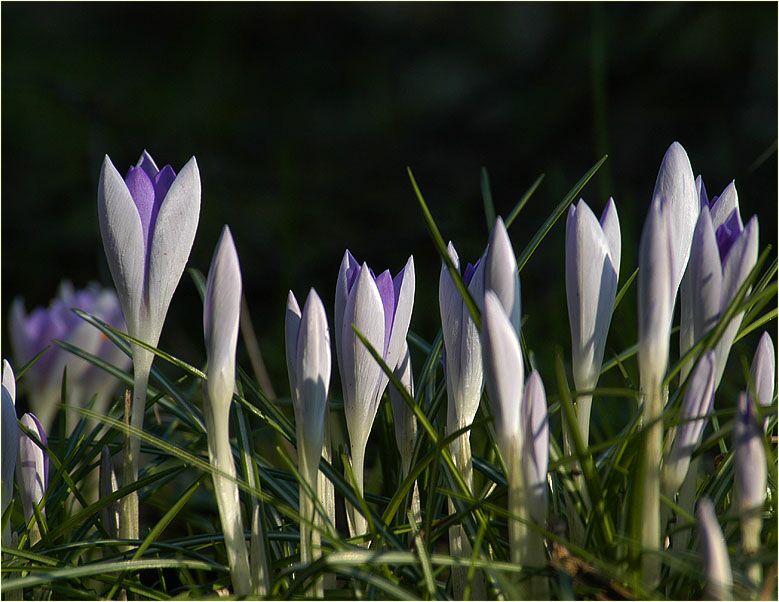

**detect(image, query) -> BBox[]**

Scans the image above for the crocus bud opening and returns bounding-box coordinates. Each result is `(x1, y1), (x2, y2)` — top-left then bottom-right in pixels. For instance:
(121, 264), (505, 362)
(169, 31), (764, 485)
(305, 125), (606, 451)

(485, 218), (521, 334)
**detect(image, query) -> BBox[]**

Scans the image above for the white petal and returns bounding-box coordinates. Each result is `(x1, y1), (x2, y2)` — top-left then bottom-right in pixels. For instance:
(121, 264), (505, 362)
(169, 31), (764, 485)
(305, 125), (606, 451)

(651, 142), (698, 295)
(566, 200), (618, 391)
(521, 370), (548, 524)
(147, 157), (202, 345)
(295, 289), (331, 481)
(709, 181), (740, 231)
(17, 413), (47, 521)
(733, 393), (766, 529)
(689, 210), (723, 343)
(600, 198), (621, 277)
(342, 264), (385, 449)
(1, 380), (18, 517)
(481, 291), (524, 460)
(637, 196), (675, 387)
(97, 155), (145, 338)
(751, 332), (775, 408)
(697, 497), (733, 600)
(2, 360), (15, 404)
(285, 291), (302, 403)
(204, 226), (242, 411)
(485, 218), (521, 334)
(334, 250), (359, 393)
(384, 256), (416, 377)
(720, 216), (758, 308)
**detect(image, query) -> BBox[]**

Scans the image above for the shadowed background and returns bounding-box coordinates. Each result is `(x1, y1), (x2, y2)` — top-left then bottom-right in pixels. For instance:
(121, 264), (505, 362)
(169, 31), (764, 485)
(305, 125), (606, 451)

(3, 3), (777, 438)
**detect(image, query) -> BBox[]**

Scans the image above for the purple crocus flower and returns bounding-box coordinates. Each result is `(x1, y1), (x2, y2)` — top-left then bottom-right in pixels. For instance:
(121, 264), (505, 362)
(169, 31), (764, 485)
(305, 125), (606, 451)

(98, 150), (201, 350)
(662, 351), (716, 498)
(334, 250), (415, 535)
(749, 332), (775, 414)
(98, 150), (200, 540)
(17, 413), (48, 523)
(9, 282), (130, 431)
(685, 183), (758, 386)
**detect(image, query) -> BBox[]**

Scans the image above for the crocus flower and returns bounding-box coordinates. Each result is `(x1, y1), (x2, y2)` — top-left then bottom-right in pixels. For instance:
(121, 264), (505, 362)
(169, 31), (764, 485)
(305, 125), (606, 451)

(661, 351), (716, 499)
(481, 291), (547, 595)
(98, 150), (201, 540)
(485, 218), (520, 333)
(733, 392), (766, 584)
(686, 202), (758, 386)
(202, 226), (251, 596)
(565, 199), (620, 446)
(439, 242), (485, 475)
(334, 251), (415, 535)
(651, 141), (698, 297)
(697, 497), (733, 601)
(99, 446), (119, 538)
(750, 332), (775, 430)
(9, 282), (130, 432)
(16, 414), (48, 523)
(285, 287), (331, 574)
(1, 361), (19, 546)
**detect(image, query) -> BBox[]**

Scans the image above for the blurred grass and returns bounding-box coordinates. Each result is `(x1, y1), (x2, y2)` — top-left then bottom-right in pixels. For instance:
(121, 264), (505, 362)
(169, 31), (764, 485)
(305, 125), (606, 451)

(2, 3), (776, 431)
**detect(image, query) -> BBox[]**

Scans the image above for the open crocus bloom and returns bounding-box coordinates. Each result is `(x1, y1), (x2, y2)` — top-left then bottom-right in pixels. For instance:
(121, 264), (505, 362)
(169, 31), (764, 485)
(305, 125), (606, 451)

(98, 150), (201, 349)
(334, 251), (415, 465)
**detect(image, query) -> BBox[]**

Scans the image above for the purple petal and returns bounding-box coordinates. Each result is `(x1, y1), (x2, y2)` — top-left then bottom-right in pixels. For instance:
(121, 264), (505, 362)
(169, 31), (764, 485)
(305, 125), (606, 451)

(124, 166), (157, 250)
(714, 209), (742, 263)
(374, 270), (396, 356)
(462, 260), (480, 286)
(153, 165), (177, 203)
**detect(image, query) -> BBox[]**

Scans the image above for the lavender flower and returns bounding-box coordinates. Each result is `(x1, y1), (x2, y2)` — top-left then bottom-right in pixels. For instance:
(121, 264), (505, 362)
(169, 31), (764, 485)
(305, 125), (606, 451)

(334, 251), (415, 536)
(733, 392), (766, 584)
(749, 332), (775, 423)
(565, 198), (621, 447)
(662, 351), (716, 499)
(485, 218), (520, 333)
(9, 282), (130, 431)
(697, 497), (732, 601)
(202, 226), (251, 596)
(285, 287), (331, 578)
(98, 150), (201, 540)
(1, 361), (19, 546)
(685, 182), (758, 386)
(16, 413), (48, 523)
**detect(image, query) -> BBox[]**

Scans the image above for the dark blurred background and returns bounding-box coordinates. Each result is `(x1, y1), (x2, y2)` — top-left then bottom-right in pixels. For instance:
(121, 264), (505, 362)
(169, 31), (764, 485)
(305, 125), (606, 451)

(3, 3), (777, 415)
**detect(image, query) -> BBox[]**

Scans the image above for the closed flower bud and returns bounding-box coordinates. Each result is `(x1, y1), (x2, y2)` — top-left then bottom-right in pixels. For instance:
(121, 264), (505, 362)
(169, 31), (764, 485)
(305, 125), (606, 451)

(697, 497), (732, 601)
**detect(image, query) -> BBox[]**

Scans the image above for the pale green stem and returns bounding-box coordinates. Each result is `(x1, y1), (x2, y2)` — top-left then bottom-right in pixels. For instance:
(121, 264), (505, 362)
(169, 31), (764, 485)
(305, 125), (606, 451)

(448, 431), (480, 599)
(347, 438), (367, 539)
(119, 347), (152, 542)
(562, 393), (592, 545)
(741, 501), (763, 588)
(206, 406), (251, 596)
(250, 504), (269, 597)
(508, 451), (547, 599)
(640, 382), (665, 590)
(299, 451), (323, 597)
(318, 418), (336, 590)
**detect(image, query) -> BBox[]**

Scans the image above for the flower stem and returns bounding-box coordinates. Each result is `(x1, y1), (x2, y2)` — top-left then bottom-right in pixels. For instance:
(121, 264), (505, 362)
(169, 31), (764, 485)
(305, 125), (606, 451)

(119, 348), (152, 542)
(640, 382), (665, 590)
(347, 439), (368, 540)
(319, 417), (336, 590)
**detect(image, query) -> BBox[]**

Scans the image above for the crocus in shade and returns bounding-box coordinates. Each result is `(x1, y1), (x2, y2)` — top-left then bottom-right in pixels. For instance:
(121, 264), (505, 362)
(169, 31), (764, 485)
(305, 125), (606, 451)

(16, 414), (48, 523)
(334, 251), (415, 536)
(485, 218), (520, 333)
(651, 141), (698, 297)
(99, 446), (119, 538)
(733, 392), (766, 585)
(202, 226), (251, 596)
(686, 189), (759, 386)
(697, 497), (732, 601)
(98, 150), (200, 539)
(481, 291), (547, 595)
(9, 282), (130, 432)
(1, 361), (19, 546)
(661, 351), (716, 499)
(679, 180), (740, 381)
(285, 287), (331, 576)
(565, 199), (621, 447)
(750, 332), (775, 429)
